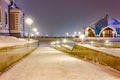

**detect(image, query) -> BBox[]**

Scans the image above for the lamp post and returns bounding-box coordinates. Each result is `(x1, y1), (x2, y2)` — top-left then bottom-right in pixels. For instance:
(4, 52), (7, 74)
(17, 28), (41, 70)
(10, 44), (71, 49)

(66, 32), (69, 36)
(25, 18), (33, 41)
(36, 32), (39, 39)
(80, 34), (85, 44)
(32, 28), (38, 39)
(74, 32), (77, 36)
(63, 39), (67, 45)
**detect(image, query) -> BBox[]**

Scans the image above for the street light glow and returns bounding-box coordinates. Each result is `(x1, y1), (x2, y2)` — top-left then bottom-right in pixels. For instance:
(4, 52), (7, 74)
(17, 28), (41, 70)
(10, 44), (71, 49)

(33, 28), (37, 32)
(56, 41), (59, 44)
(80, 34), (85, 40)
(25, 18), (33, 41)
(30, 33), (34, 37)
(80, 34), (85, 44)
(63, 39), (67, 44)
(66, 33), (69, 36)
(25, 18), (33, 25)
(36, 32), (39, 35)
(74, 32), (77, 35)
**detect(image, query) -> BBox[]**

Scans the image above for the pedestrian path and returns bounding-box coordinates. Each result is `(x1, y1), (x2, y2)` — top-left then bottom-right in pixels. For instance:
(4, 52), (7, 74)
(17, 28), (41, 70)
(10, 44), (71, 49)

(0, 45), (120, 80)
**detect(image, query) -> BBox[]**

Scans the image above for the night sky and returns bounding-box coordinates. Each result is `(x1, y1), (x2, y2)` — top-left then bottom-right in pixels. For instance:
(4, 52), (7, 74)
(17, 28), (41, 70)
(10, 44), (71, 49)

(15, 0), (120, 36)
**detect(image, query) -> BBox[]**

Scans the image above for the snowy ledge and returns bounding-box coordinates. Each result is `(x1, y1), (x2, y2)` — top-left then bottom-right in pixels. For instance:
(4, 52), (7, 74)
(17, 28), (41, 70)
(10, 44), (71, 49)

(77, 43), (120, 58)
(0, 36), (38, 48)
(72, 44), (120, 71)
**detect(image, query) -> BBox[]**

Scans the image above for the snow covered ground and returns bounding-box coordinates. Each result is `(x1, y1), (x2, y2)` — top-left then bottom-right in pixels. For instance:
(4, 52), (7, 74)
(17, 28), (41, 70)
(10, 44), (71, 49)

(0, 36), (34, 47)
(0, 43), (120, 80)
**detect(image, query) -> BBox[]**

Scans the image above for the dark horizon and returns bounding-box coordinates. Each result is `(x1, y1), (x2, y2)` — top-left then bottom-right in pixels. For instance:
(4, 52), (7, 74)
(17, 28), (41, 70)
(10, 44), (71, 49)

(15, 0), (120, 36)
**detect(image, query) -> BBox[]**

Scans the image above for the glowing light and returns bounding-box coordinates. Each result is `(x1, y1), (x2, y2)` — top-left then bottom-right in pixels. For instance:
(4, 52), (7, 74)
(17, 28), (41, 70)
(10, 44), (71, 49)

(33, 28), (37, 32)
(25, 18), (33, 41)
(90, 41), (94, 44)
(74, 32), (77, 35)
(78, 32), (81, 35)
(30, 33), (34, 37)
(105, 40), (109, 44)
(66, 33), (69, 36)
(63, 39), (67, 44)
(80, 34), (85, 40)
(103, 31), (105, 37)
(86, 31), (89, 37)
(25, 18), (33, 26)
(36, 32), (39, 35)
(80, 34), (85, 44)
(56, 41), (59, 44)
(112, 31), (115, 37)
(72, 35), (75, 37)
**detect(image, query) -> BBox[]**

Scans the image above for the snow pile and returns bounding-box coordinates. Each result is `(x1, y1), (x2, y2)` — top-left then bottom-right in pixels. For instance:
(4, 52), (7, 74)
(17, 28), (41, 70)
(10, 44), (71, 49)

(0, 36), (28, 47)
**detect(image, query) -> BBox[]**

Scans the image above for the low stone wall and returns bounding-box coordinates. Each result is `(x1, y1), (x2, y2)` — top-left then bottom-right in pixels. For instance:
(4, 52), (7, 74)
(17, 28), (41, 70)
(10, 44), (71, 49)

(72, 44), (120, 71)
(52, 44), (120, 71)
(0, 41), (39, 72)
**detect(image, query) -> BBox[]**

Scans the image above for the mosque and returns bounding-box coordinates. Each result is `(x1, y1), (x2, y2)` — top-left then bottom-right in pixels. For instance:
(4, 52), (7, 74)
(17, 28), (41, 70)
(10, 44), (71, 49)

(85, 15), (120, 37)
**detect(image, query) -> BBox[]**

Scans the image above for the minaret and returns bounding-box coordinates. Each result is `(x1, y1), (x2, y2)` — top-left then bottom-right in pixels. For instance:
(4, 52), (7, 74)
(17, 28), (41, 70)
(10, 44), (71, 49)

(104, 14), (109, 18)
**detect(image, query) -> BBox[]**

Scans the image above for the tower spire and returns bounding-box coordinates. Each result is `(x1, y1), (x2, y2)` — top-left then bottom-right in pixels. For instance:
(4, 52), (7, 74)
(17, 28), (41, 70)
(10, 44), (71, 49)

(104, 14), (109, 18)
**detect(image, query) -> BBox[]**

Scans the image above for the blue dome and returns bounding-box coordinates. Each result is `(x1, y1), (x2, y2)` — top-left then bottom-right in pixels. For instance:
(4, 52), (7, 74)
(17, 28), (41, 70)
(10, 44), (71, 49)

(89, 15), (120, 35)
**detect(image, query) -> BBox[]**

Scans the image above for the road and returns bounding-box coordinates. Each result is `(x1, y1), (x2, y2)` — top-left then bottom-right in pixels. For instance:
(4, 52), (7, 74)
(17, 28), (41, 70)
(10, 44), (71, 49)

(0, 42), (120, 80)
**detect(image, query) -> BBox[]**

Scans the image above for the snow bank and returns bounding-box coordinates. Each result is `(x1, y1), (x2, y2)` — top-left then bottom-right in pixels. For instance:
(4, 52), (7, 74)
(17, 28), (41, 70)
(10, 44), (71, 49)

(0, 36), (33, 48)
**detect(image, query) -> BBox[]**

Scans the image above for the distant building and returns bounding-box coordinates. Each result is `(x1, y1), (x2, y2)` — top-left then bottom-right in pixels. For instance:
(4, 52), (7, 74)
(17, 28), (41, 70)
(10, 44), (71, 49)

(85, 15), (120, 37)
(0, 0), (24, 38)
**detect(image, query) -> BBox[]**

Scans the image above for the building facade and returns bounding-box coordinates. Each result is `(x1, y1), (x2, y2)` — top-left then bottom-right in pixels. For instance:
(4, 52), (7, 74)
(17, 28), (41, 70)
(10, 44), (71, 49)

(0, 0), (24, 38)
(9, 0), (24, 37)
(85, 15), (120, 37)
(0, 0), (10, 35)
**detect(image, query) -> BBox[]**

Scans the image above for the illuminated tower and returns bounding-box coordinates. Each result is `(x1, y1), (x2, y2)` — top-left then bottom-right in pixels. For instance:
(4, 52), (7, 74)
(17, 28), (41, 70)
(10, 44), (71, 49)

(9, 0), (24, 37)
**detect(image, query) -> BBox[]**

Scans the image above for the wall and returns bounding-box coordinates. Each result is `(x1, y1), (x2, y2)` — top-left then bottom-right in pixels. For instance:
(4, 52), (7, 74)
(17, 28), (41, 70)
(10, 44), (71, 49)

(0, 41), (39, 72)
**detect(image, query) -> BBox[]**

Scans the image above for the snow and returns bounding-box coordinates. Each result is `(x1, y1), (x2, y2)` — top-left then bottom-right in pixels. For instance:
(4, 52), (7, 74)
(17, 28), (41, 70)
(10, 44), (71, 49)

(0, 44), (120, 80)
(0, 36), (34, 47)
(78, 44), (120, 57)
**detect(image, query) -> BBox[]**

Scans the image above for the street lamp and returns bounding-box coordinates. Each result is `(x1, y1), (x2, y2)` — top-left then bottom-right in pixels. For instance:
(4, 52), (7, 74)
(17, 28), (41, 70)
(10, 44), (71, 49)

(30, 33), (34, 39)
(36, 32), (39, 36)
(33, 28), (37, 32)
(25, 18), (33, 41)
(80, 34), (85, 44)
(74, 32), (77, 36)
(66, 32), (69, 36)
(63, 39), (67, 45)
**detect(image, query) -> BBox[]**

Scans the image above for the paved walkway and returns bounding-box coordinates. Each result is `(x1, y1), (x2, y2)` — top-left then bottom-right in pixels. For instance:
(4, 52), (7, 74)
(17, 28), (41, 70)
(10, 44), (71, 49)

(0, 44), (120, 80)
